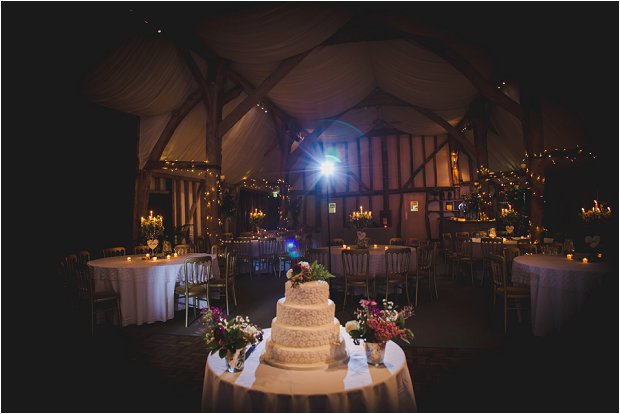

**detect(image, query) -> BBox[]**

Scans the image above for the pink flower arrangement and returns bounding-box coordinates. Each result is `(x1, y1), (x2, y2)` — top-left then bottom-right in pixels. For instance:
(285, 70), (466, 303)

(201, 306), (263, 358)
(345, 298), (414, 345)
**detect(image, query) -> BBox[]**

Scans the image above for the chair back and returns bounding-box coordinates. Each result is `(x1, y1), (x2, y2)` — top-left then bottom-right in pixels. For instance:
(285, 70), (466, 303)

(183, 256), (212, 286)
(456, 231), (470, 238)
(174, 244), (193, 255)
(330, 238), (345, 246)
(488, 254), (507, 290)
(217, 251), (237, 281)
(341, 249), (370, 278)
(441, 232), (453, 251)
(472, 231), (488, 238)
(74, 262), (95, 301)
(221, 232), (234, 241)
(102, 247), (126, 257)
(134, 245), (150, 255)
(211, 244), (226, 256)
(416, 244), (434, 270)
(385, 247), (411, 277)
(503, 246), (520, 282)
(516, 239), (537, 255)
(258, 238), (277, 256)
(454, 236), (472, 257)
(307, 248), (328, 267)
(194, 235), (210, 253)
(76, 250), (91, 264)
(480, 237), (504, 256)
(59, 254), (78, 288)
(389, 237), (404, 246)
(233, 239), (252, 257)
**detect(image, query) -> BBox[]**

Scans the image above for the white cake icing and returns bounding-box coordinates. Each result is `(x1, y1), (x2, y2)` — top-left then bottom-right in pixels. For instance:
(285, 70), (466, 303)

(262, 280), (348, 369)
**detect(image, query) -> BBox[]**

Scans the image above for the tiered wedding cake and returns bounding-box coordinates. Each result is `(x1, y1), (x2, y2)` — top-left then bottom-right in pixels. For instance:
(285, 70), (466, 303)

(262, 280), (348, 369)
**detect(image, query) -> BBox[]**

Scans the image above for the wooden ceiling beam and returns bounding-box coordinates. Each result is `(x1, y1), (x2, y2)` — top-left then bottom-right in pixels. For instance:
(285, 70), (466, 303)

(145, 89), (202, 168)
(219, 51), (310, 137)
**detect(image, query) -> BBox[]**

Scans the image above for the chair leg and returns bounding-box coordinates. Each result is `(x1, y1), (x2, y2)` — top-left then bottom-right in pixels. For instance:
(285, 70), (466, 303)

(232, 282), (237, 306)
(415, 274), (420, 307)
(433, 268), (439, 300)
(405, 278), (411, 305)
(90, 301), (95, 336)
(343, 280), (348, 308)
(503, 294), (508, 334)
(116, 299), (122, 327)
(185, 295), (189, 328)
(225, 284), (230, 316)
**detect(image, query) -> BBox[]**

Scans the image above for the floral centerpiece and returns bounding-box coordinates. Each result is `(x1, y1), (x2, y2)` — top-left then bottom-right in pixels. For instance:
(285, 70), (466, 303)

(286, 260), (334, 288)
(140, 210), (164, 253)
(201, 306), (263, 372)
(249, 208), (266, 232)
(345, 298), (414, 366)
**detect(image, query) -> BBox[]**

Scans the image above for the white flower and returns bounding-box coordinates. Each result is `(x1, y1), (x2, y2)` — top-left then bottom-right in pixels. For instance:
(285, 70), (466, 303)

(286, 268), (293, 279)
(299, 261), (310, 269)
(345, 320), (360, 333)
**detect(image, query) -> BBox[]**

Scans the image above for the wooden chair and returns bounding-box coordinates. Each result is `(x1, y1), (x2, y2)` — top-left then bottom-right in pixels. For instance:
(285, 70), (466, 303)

(102, 247), (126, 257)
(174, 244), (193, 255)
(174, 256), (212, 327)
(377, 247), (411, 305)
(341, 249), (371, 308)
(517, 239), (537, 255)
(194, 235), (210, 253)
(74, 263), (121, 335)
(207, 252), (237, 315)
(232, 239), (253, 277)
(488, 254), (530, 333)
(134, 245), (150, 255)
(503, 246), (521, 285)
(480, 237), (505, 286)
(452, 237), (480, 285)
(254, 238), (277, 275)
(76, 250), (91, 264)
(413, 244), (438, 307)
(389, 237), (405, 246)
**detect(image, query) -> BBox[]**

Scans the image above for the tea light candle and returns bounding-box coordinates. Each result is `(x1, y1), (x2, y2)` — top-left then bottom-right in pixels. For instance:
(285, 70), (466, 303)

(373, 244), (378, 249)
(346, 246), (351, 250)
(166, 254), (171, 260)
(582, 257), (588, 264)
(145, 253), (150, 259)
(566, 254), (573, 260)
(127, 256), (132, 261)
(384, 246), (389, 250)
(596, 253), (603, 259)
(342, 244), (347, 249)
(173, 252), (178, 257)
(152, 256), (158, 261)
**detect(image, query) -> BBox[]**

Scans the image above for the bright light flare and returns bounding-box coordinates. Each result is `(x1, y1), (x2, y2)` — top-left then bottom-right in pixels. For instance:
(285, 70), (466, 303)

(320, 160), (335, 176)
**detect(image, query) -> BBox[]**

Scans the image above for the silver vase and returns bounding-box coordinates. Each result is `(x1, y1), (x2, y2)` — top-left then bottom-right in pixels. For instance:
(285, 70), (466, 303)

(364, 341), (386, 366)
(225, 347), (246, 373)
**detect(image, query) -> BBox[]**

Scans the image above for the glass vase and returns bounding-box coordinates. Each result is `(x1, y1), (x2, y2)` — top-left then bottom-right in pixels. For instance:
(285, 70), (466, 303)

(225, 347), (246, 373)
(364, 341), (387, 367)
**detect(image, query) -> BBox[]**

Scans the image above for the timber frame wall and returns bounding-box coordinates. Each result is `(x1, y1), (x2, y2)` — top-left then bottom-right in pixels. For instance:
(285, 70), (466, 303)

(290, 133), (472, 242)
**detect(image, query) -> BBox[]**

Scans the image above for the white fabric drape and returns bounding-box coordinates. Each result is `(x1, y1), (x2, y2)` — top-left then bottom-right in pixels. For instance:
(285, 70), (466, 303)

(197, 4), (351, 64)
(139, 113), (172, 169)
(84, 36), (197, 116)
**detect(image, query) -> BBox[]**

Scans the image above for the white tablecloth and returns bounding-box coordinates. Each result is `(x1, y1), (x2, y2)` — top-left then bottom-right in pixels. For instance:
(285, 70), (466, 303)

(88, 253), (218, 326)
(201, 328), (417, 412)
(327, 246), (417, 277)
(511, 254), (613, 336)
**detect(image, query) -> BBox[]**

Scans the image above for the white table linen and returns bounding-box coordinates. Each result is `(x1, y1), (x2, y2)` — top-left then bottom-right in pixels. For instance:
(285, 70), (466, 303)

(88, 253), (218, 326)
(511, 254), (613, 336)
(327, 246), (417, 277)
(201, 328), (417, 412)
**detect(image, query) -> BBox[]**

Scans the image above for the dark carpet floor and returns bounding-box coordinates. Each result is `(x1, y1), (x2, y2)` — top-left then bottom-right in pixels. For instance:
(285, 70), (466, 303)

(3, 264), (617, 412)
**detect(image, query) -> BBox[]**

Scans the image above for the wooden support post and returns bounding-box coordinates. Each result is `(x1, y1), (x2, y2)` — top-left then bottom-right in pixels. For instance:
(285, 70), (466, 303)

(132, 170), (152, 243)
(521, 81), (545, 242)
(380, 135), (390, 227)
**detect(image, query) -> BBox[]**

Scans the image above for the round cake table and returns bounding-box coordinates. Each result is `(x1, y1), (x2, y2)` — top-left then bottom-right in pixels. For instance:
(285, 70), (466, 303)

(512, 254), (613, 336)
(201, 328), (417, 412)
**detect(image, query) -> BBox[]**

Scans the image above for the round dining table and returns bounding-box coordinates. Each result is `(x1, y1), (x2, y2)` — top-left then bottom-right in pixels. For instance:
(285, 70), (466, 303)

(88, 253), (218, 326)
(511, 254), (614, 336)
(201, 328), (417, 412)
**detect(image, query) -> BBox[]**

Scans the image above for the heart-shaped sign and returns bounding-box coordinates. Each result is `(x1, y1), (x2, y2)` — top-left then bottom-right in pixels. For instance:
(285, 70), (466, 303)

(505, 225), (514, 234)
(357, 231), (367, 240)
(585, 235), (601, 248)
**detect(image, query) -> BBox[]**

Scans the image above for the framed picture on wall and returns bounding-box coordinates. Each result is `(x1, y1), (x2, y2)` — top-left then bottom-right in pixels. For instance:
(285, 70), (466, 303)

(410, 201), (419, 212)
(446, 203), (453, 211)
(328, 202), (336, 214)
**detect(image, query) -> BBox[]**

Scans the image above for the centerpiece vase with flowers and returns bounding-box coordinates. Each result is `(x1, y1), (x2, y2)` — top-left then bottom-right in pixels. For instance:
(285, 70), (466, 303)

(345, 298), (414, 366)
(201, 306), (263, 373)
(349, 206), (372, 249)
(141, 210), (164, 256)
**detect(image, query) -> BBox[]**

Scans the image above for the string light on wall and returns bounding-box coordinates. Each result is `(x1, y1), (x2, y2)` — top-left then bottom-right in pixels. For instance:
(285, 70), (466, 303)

(522, 146), (596, 165)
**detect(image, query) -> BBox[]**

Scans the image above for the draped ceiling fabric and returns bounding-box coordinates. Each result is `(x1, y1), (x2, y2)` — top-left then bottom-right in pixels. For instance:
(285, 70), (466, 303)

(84, 4), (588, 185)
